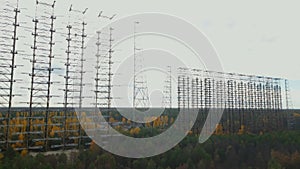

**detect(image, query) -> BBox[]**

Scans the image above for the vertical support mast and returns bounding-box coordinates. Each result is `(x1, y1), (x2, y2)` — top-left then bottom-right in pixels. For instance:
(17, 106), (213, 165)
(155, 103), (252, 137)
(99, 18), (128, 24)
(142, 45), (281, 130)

(8, 0), (20, 125)
(95, 31), (101, 110)
(107, 27), (114, 109)
(133, 22), (138, 108)
(167, 66), (173, 109)
(285, 79), (293, 110)
(27, 0), (56, 151)
(132, 21), (150, 109)
(177, 74), (182, 109)
(65, 6), (88, 148)
(163, 66), (172, 109)
(284, 79), (294, 130)
(9, 1), (20, 148)
(27, 11), (39, 150)
(94, 12), (116, 110)
(44, 4), (56, 151)
(64, 25), (72, 112)
(79, 21), (87, 110)
(169, 67), (172, 108)
(63, 25), (72, 148)
(78, 14), (87, 149)
(0, 0), (21, 149)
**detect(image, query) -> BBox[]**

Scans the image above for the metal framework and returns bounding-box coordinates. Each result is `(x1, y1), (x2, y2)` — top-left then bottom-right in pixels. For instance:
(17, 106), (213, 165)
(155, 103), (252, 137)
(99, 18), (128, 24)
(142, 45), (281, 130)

(62, 5), (88, 149)
(25, 0), (56, 151)
(94, 12), (117, 110)
(0, 0), (20, 150)
(285, 79), (295, 129)
(162, 66), (172, 109)
(133, 21), (150, 108)
(177, 67), (287, 133)
(94, 31), (102, 110)
(0, 1), (296, 152)
(94, 28), (114, 109)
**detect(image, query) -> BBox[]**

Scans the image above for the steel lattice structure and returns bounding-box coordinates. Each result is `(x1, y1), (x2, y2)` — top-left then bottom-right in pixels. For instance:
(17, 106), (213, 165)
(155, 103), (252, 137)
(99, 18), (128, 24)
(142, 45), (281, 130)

(25, 0), (57, 151)
(0, 0), (20, 150)
(162, 66), (172, 109)
(94, 28), (115, 110)
(177, 68), (288, 133)
(133, 21), (150, 108)
(0, 1), (296, 152)
(62, 5), (89, 149)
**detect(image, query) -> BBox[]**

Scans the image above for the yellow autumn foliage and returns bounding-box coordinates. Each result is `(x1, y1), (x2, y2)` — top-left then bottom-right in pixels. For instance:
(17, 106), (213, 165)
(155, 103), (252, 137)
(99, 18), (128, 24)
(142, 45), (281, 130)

(0, 153), (4, 159)
(130, 127), (141, 136)
(21, 149), (28, 157)
(215, 124), (224, 135)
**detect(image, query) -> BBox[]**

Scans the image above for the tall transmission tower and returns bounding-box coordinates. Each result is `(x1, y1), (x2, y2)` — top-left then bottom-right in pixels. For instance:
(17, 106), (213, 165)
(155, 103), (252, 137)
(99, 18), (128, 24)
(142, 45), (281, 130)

(133, 21), (150, 109)
(94, 28), (115, 110)
(79, 22), (87, 110)
(94, 12), (116, 110)
(93, 14), (119, 148)
(94, 31), (101, 110)
(26, 0), (56, 151)
(107, 28), (114, 109)
(62, 23), (73, 149)
(0, 0), (20, 150)
(62, 5), (88, 148)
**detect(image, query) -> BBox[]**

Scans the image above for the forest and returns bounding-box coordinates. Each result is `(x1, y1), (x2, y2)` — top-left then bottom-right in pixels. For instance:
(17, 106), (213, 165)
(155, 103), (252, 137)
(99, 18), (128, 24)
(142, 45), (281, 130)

(0, 130), (300, 169)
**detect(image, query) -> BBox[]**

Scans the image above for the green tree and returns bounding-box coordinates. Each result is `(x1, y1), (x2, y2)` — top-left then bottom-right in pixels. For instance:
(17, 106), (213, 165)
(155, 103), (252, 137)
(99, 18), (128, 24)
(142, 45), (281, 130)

(96, 153), (116, 169)
(268, 158), (283, 169)
(132, 159), (147, 169)
(146, 159), (156, 169)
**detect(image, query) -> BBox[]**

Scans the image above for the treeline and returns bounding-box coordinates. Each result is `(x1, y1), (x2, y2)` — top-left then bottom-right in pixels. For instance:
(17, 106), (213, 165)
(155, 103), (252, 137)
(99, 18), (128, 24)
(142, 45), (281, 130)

(0, 131), (300, 169)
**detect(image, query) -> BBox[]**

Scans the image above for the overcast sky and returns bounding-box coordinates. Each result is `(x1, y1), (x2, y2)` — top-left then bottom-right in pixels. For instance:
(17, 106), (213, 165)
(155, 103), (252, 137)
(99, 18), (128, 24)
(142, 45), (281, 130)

(5, 0), (300, 108)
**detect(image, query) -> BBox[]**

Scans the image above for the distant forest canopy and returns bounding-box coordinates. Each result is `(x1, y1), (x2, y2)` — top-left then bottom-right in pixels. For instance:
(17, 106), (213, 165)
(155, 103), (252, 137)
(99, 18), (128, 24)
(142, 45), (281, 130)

(0, 131), (300, 169)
